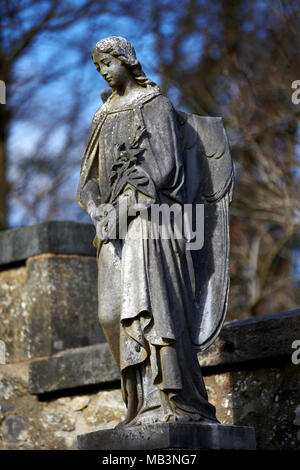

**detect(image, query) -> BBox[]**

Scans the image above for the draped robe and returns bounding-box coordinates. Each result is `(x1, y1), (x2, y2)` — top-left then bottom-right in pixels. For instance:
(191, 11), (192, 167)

(77, 89), (218, 425)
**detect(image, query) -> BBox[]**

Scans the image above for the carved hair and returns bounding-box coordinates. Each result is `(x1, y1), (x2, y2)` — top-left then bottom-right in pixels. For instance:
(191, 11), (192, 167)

(92, 36), (160, 91)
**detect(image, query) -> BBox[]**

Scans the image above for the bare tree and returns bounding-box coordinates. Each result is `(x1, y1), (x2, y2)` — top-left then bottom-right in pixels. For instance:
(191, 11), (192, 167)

(0, 0), (148, 229)
(126, 0), (300, 318)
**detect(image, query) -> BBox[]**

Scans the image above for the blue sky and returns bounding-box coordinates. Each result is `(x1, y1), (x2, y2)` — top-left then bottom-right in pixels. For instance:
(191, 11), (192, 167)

(7, 13), (164, 227)
(7, 2), (211, 227)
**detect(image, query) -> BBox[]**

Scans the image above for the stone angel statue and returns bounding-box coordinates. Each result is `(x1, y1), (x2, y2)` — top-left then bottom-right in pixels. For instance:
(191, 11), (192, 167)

(77, 36), (234, 427)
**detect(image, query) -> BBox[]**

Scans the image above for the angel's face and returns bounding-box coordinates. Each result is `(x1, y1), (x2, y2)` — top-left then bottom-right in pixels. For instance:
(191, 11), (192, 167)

(93, 52), (130, 89)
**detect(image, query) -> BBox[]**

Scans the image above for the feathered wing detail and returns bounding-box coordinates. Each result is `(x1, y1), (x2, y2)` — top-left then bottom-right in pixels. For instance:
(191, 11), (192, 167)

(178, 112), (234, 351)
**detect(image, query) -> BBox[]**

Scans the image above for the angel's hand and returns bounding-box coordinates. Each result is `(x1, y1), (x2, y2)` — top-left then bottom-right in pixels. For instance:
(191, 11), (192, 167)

(92, 186), (137, 241)
(86, 200), (99, 226)
(95, 204), (118, 241)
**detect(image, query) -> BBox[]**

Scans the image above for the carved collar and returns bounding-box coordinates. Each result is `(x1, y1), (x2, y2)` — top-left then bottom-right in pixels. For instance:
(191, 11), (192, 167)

(101, 88), (161, 114)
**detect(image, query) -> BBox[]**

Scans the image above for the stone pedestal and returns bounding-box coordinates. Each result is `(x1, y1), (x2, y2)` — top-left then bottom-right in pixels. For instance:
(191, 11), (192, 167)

(77, 422), (256, 450)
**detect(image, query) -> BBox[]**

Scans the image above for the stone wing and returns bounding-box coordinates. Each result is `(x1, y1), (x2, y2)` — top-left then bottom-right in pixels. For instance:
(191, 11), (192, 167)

(179, 112), (234, 351)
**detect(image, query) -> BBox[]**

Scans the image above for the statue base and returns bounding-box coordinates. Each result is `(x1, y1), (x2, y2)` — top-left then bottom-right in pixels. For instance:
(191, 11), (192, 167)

(77, 422), (256, 450)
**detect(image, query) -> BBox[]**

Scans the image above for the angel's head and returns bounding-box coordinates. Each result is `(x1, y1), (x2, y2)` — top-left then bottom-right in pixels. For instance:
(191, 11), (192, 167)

(92, 36), (159, 91)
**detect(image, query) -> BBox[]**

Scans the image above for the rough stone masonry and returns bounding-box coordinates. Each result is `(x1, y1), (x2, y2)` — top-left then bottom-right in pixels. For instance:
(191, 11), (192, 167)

(0, 222), (299, 449)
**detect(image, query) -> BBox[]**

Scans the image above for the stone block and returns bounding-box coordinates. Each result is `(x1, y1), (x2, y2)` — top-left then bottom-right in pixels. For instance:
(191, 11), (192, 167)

(0, 361), (125, 450)
(0, 222), (101, 362)
(77, 422), (256, 450)
(27, 254), (104, 357)
(0, 221), (96, 266)
(0, 266), (30, 362)
(0, 253), (104, 362)
(204, 363), (300, 450)
(28, 310), (300, 397)
(198, 309), (300, 367)
(1, 310), (300, 449)
(29, 343), (119, 394)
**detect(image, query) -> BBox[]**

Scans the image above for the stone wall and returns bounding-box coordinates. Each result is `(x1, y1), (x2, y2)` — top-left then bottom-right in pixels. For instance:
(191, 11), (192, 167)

(0, 222), (299, 450)
(200, 310), (300, 450)
(0, 222), (104, 363)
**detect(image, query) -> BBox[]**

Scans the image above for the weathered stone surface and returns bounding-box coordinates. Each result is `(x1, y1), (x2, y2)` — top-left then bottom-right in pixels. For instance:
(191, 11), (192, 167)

(204, 363), (300, 450)
(83, 390), (125, 426)
(0, 266), (30, 362)
(29, 343), (119, 394)
(0, 250), (103, 362)
(77, 422), (256, 450)
(0, 363), (125, 450)
(0, 253), (104, 363)
(25, 310), (300, 450)
(29, 310), (299, 395)
(0, 221), (96, 266)
(198, 309), (300, 367)
(1, 310), (300, 449)
(2, 415), (29, 442)
(0, 221), (101, 362)
(27, 254), (104, 357)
